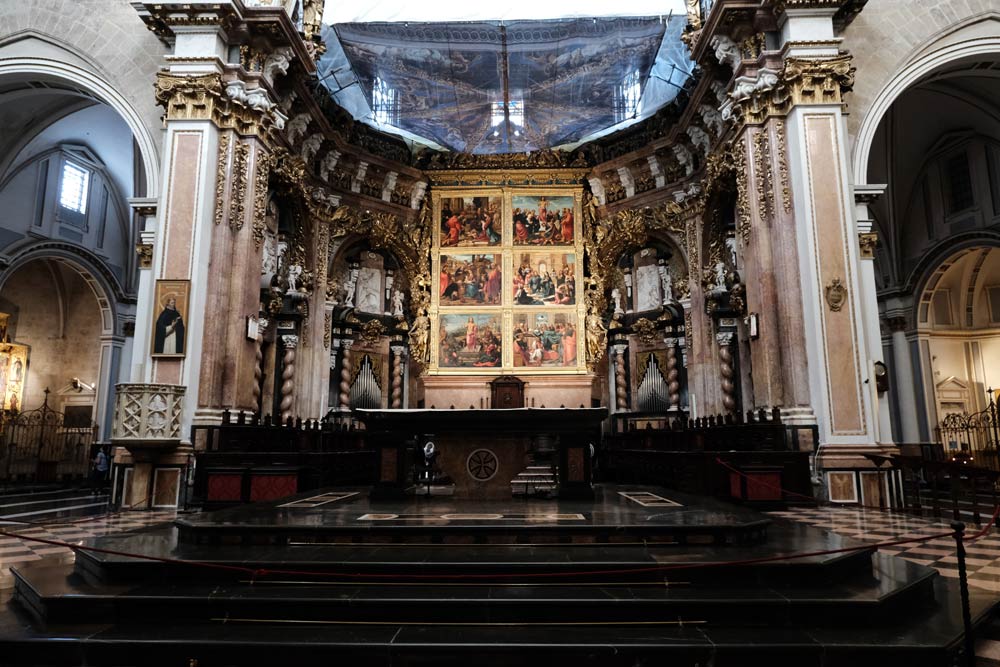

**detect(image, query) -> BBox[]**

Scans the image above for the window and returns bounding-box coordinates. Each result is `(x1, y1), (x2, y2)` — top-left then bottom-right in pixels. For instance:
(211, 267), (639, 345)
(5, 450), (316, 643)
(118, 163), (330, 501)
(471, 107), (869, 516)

(614, 70), (642, 123)
(932, 289), (953, 326)
(945, 152), (974, 214)
(372, 76), (398, 127)
(988, 286), (1000, 324)
(59, 162), (90, 214)
(490, 100), (524, 137)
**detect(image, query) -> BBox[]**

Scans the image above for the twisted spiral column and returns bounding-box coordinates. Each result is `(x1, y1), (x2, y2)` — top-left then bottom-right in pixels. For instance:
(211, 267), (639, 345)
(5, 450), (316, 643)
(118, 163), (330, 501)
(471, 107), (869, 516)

(613, 344), (629, 411)
(664, 337), (680, 410)
(279, 335), (298, 422)
(338, 341), (353, 410)
(716, 332), (736, 414)
(251, 318), (268, 411)
(390, 346), (405, 409)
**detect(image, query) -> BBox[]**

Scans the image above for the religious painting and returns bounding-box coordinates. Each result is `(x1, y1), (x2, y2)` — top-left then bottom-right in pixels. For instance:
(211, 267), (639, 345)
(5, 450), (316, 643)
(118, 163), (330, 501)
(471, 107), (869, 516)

(512, 311), (579, 368)
(439, 196), (503, 247)
(512, 195), (575, 246)
(0, 341), (29, 412)
(513, 253), (576, 306)
(438, 313), (502, 369)
(151, 280), (190, 358)
(440, 254), (502, 306)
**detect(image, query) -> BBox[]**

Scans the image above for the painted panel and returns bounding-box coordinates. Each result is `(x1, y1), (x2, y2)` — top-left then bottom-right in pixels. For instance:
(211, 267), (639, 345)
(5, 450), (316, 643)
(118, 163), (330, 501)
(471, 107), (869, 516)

(512, 310), (578, 368)
(438, 313), (502, 369)
(512, 195), (575, 246)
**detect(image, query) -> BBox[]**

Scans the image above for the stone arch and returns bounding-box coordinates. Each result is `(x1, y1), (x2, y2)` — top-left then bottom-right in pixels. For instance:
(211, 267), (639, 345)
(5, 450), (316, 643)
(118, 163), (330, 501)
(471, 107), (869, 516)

(906, 231), (1000, 323)
(848, 11), (1000, 185)
(0, 240), (129, 337)
(0, 36), (162, 196)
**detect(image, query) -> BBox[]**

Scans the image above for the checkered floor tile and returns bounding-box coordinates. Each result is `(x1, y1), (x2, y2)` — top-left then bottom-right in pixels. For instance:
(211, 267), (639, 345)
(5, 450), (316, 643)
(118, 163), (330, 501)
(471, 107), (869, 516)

(769, 506), (1000, 593)
(0, 509), (177, 588)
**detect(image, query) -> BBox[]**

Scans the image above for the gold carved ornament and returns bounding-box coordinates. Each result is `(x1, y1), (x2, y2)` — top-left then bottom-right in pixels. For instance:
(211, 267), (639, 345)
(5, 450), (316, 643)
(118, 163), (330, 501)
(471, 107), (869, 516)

(135, 243), (153, 269)
(858, 232), (878, 260)
(631, 318), (660, 346)
(252, 151), (271, 250)
(359, 319), (388, 346)
(153, 72), (281, 141)
(825, 278), (847, 312)
(213, 132), (231, 226)
(775, 120), (791, 213)
(730, 54), (856, 126)
(229, 139), (250, 232)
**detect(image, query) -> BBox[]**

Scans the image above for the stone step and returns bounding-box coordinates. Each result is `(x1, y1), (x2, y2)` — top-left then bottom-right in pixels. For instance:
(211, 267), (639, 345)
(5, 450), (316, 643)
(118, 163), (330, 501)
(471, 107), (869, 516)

(12, 554), (940, 627)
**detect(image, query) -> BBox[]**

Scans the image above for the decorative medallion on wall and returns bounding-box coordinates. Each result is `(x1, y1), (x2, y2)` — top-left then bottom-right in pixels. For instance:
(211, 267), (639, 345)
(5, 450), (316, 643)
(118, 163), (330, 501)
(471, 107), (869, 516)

(824, 278), (847, 312)
(466, 448), (499, 482)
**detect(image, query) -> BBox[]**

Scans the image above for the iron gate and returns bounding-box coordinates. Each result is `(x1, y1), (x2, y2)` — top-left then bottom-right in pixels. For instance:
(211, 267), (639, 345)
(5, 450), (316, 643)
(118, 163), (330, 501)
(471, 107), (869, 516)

(0, 394), (98, 482)
(937, 397), (1000, 471)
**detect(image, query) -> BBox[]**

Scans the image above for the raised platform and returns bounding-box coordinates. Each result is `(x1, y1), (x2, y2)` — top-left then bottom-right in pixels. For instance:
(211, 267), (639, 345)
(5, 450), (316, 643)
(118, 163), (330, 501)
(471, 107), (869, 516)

(1, 484), (996, 666)
(174, 485), (771, 546)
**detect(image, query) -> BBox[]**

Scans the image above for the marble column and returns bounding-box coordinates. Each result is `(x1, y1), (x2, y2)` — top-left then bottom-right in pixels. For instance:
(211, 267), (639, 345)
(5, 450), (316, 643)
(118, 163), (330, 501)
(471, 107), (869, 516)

(613, 344), (629, 412)
(130, 2), (307, 439)
(279, 334), (298, 423)
(390, 344), (406, 409)
(339, 340), (353, 411)
(716, 331), (737, 415)
(887, 316), (921, 444)
(664, 337), (681, 411)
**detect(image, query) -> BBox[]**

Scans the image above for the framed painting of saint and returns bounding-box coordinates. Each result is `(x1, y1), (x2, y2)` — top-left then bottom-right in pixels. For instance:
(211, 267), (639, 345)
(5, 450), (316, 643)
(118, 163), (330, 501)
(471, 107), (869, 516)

(440, 254), (502, 306)
(151, 280), (190, 358)
(513, 253), (576, 306)
(437, 313), (502, 369)
(511, 311), (579, 368)
(511, 195), (575, 246)
(439, 196), (503, 247)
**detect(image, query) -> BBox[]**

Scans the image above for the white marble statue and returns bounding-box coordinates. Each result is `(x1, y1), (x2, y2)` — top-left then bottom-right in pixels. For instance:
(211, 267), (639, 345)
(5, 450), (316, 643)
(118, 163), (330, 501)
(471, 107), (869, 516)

(286, 263), (303, 294)
(343, 267), (359, 308)
(658, 265), (673, 305)
(319, 150), (342, 182)
(699, 103), (725, 136)
(714, 261), (728, 290)
(710, 35), (741, 69)
(285, 113), (310, 144)
(263, 47), (293, 85)
(391, 289), (405, 318)
(300, 133), (323, 162)
(673, 143), (694, 176)
(687, 125), (711, 155)
(611, 287), (624, 315)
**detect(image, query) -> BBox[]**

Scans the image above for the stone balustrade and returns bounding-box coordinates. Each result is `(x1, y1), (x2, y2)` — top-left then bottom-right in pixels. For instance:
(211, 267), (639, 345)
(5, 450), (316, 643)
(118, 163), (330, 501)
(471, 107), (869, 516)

(111, 383), (186, 446)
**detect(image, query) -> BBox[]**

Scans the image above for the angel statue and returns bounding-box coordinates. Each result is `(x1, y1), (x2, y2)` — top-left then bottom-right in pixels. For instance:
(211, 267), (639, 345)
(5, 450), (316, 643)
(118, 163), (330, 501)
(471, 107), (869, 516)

(585, 311), (608, 366)
(391, 289), (405, 318)
(611, 288), (624, 315)
(408, 309), (430, 365)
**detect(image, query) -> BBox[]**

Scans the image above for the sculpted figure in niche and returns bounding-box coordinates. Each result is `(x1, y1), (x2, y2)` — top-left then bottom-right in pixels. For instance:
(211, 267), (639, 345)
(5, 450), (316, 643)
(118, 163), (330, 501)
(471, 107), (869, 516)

(391, 289), (405, 318)
(714, 261), (728, 290)
(611, 287), (624, 315)
(408, 309), (430, 364)
(658, 264), (673, 305)
(673, 144), (694, 176)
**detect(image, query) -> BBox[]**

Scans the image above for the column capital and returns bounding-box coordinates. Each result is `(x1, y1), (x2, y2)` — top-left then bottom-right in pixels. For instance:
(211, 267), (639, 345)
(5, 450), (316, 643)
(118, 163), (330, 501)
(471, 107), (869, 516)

(281, 334), (299, 349)
(154, 72), (285, 140)
(858, 232), (878, 260)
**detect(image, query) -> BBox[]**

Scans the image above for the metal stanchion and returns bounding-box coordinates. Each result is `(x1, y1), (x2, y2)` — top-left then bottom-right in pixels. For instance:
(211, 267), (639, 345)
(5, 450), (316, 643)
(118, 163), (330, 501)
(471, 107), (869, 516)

(952, 522), (976, 667)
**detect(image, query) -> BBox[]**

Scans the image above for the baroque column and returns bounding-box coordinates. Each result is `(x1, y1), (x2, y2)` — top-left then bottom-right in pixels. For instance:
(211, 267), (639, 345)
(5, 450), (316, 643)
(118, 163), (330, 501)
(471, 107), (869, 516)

(129, 2), (311, 441)
(717, 4), (879, 459)
(339, 340), (353, 411)
(613, 344), (629, 412)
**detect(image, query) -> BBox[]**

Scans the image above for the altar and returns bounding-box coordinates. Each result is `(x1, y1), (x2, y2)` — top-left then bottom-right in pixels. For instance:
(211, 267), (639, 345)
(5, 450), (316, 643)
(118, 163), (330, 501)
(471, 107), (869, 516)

(356, 407), (606, 500)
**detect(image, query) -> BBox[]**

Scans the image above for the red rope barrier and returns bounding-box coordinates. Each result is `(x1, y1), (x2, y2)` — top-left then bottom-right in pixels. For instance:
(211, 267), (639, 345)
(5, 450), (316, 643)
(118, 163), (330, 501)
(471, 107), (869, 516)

(715, 456), (1000, 541)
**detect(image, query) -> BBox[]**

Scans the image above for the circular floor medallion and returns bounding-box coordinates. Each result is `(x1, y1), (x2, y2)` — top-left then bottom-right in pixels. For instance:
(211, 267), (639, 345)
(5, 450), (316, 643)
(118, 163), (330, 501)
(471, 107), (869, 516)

(466, 448), (499, 482)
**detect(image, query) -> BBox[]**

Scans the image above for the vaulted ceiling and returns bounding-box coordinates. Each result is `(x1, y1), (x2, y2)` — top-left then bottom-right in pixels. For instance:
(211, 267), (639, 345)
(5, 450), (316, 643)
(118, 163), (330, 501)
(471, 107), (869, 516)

(317, 14), (693, 154)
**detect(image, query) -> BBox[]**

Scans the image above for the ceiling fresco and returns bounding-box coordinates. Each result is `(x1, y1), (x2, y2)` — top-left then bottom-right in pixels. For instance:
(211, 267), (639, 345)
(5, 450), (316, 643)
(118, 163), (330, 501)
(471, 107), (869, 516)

(318, 17), (692, 154)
